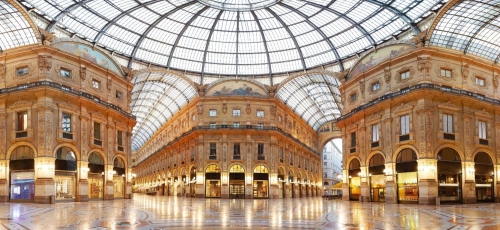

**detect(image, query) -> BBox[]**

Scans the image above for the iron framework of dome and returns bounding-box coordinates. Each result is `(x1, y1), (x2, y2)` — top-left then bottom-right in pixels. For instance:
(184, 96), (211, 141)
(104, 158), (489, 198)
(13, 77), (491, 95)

(21, 0), (444, 76)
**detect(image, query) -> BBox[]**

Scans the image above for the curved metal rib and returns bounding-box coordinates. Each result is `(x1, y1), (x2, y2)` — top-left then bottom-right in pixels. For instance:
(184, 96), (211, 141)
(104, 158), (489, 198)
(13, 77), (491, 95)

(250, 10), (273, 78)
(365, 0), (421, 34)
(265, 8), (306, 70)
(200, 10), (224, 84)
(46, 0), (96, 32)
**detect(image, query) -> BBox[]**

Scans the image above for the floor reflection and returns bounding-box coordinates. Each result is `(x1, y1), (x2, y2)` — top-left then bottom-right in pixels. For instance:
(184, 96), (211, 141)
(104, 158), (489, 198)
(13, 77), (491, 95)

(0, 195), (499, 229)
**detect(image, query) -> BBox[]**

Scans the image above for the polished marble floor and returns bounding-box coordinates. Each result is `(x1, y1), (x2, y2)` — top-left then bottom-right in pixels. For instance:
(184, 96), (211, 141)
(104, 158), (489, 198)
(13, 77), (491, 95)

(1, 194), (499, 229)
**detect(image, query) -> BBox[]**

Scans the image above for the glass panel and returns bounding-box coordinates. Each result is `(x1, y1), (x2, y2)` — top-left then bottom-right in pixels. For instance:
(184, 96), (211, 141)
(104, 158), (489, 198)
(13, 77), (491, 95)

(10, 172), (34, 200)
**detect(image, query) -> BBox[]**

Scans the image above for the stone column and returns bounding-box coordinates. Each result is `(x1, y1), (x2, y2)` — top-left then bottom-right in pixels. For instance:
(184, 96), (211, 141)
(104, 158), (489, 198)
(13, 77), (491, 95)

(384, 162), (397, 204)
(341, 169), (349, 201)
(0, 160), (9, 202)
(463, 161), (477, 204)
(125, 168), (133, 199)
(269, 172), (278, 199)
(496, 165), (500, 203)
(360, 166), (369, 202)
(76, 161), (89, 202)
(221, 172), (229, 198)
(34, 157), (56, 203)
(417, 158), (438, 205)
(104, 165), (114, 200)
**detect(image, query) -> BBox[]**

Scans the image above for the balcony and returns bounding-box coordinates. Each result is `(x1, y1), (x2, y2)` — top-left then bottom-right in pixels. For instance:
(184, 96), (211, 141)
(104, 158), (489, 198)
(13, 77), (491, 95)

(16, 131), (27, 138)
(117, 146), (124, 152)
(371, 141), (379, 148)
(443, 133), (455, 140)
(233, 155), (241, 160)
(257, 156), (265, 161)
(399, 134), (410, 142)
(479, 139), (489, 145)
(62, 132), (73, 139)
(94, 139), (102, 146)
(209, 155), (217, 160)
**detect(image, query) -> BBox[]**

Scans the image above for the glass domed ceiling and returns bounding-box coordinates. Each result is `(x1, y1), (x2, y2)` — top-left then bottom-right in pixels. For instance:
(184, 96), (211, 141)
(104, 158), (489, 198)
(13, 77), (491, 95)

(23, 0), (442, 76)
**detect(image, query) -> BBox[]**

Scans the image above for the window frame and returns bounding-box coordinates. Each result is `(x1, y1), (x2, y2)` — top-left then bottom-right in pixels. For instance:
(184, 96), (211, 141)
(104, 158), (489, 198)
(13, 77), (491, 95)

(209, 109), (217, 117)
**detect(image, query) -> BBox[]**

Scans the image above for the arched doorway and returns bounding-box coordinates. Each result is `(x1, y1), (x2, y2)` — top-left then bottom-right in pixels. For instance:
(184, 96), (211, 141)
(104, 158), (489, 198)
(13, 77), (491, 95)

(113, 158), (125, 198)
(190, 166), (196, 197)
(253, 165), (269, 198)
(229, 164), (245, 199)
(474, 152), (494, 203)
(278, 167), (285, 198)
(88, 152), (105, 199)
(10, 146), (35, 202)
(55, 147), (77, 201)
(348, 159), (361, 201)
(205, 164), (220, 198)
(368, 154), (385, 202)
(396, 148), (418, 204)
(437, 148), (462, 204)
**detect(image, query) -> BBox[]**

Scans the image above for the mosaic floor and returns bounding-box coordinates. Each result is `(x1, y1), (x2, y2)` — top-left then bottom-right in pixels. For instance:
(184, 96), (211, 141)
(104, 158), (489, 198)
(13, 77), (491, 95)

(0, 194), (499, 229)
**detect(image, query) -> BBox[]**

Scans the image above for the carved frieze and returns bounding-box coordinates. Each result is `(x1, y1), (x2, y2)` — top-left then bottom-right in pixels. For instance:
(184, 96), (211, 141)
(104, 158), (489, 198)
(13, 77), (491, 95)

(462, 63), (469, 80)
(38, 55), (52, 76)
(425, 110), (433, 157)
(384, 67), (391, 84)
(417, 55), (431, 79)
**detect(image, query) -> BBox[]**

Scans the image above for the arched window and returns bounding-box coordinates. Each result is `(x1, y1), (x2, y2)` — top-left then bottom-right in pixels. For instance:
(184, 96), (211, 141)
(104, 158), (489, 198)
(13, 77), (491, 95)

(254, 165), (269, 173)
(205, 164), (221, 173)
(349, 159), (360, 170)
(114, 158), (125, 168)
(56, 147), (76, 161)
(369, 154), (385, 167)
(89, 152), (104, 165)
(437, 148), (461, 162)
(10, 146), (34, 160)
(397, 149), (417, 163)
(229, 164), (245, 173)
(474, 152), (492, 165)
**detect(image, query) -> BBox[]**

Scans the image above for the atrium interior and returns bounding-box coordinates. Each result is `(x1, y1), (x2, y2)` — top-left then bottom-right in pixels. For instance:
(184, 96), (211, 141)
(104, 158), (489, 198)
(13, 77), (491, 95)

(0, 0), (500, 228)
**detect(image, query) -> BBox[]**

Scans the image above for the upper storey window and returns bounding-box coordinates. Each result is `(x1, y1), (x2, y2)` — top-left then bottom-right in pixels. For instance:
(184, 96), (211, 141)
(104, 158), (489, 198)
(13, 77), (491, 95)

(400, 71), (410, 80)
(60, 68), (71, 78)
(372, 82), (380, 91)
(350, 93), (357, 102)
(92, 79), (100, 89)
(16, 67), (29, 76)
(440, 69), (452, 78)
(256, 110), (264, 117)
(476, 77), (485, 86)
(233, 109), (241, 117)
(209, 109), (217, 117)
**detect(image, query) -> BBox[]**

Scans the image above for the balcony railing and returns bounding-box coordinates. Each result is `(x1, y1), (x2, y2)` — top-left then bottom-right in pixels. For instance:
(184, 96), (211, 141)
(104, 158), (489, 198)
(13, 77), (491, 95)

(338, 83), (500, 122)
(0, 81), (134, 119)
(443, 133), (455, 140)
(117, 146), (124, 152)
(257, 156), (265, 161)
(399, 134), (410, 142)
(209, 155), (217, 160)
(62, 132), (73, 139)
(134, 124), (319, 166)
(371, 141), (379, 148)
(15, 131), (27, 138)
(233, 155), (241, 160)
(94, 139), (102, 146)
(479, 139), (489, 145)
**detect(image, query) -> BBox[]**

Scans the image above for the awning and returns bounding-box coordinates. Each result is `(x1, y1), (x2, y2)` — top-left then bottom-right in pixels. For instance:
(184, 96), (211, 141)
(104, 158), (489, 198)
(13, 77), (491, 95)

(331, 182), (343, 189)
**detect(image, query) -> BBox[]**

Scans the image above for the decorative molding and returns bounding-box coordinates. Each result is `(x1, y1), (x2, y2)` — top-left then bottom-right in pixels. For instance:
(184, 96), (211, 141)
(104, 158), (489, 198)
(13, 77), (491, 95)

(417, 55), (431, 79)
(474, 109), (492, 119)
(368, 78), (382, 95)
(394, 103), (413, 115)
(462, 63), (469, 80)
(395, 66), (415, 84)
(437, 101), (459, 111)
(11, 100), (31, 109)
(435, 62), (457, 81)
(11, 63), (35, 79)
(384, 67), (391, 84)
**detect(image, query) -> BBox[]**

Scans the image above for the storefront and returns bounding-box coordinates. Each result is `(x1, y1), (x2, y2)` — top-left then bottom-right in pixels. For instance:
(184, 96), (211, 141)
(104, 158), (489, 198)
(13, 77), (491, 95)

(396, 149), (418, 204)
(55, 147), (77, 201)
(253, 165), (269, 198)
(229, 164), (245, 199)
(369, 154), (385, 202)
(474, 152), (494, 203)
(113, 158), (126, 198)
(10, 146), (35, 202)
(205, 164), (221, 198)
(88, 152), (105, 199)
(288, 171), (294, 198)
(348, 159), (361, 201)
(437, 148), (462, 204)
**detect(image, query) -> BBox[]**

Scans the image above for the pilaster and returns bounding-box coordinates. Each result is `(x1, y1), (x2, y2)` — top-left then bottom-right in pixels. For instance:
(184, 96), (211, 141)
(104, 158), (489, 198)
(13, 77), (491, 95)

(417, 159), (438, 205)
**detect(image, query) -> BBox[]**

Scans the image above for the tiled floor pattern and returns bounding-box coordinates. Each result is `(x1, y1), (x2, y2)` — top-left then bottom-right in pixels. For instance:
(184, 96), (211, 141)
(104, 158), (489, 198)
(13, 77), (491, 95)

(0, 194), (499, 229)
